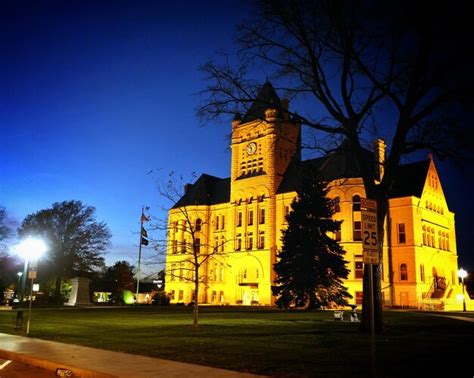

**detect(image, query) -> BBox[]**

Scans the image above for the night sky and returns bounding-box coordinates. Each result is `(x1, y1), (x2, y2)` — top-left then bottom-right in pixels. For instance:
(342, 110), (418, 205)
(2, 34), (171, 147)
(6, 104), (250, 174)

(1, 1), (473, 273)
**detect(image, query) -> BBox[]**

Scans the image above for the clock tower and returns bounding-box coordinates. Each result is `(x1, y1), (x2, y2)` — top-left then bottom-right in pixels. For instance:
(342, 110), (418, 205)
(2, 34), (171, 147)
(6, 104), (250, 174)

(229, 82), (300, 291)
(229, 82), (300, 201)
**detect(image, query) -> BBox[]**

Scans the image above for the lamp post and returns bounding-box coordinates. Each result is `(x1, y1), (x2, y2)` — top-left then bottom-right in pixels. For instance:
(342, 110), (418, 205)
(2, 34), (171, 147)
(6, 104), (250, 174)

(16, 272), (23, 299)
(458, 268), (468, 312)
(13, 237), (47, 333)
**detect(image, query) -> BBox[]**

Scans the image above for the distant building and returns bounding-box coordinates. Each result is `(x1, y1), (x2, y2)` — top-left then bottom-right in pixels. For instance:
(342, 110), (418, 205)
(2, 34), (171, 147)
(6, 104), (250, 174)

(165, 82), (468, 310)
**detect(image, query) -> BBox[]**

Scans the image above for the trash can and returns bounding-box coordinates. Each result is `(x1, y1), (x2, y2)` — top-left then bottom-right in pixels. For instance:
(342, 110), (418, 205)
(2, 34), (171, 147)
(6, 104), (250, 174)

(15, 309), (23, 329)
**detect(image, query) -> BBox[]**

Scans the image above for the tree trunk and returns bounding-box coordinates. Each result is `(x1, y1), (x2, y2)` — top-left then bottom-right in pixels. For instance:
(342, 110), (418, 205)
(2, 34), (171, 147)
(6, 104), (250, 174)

(55, 274), (62, 303)
(193, 267), (199, 327)
(360, 193), (388, 333)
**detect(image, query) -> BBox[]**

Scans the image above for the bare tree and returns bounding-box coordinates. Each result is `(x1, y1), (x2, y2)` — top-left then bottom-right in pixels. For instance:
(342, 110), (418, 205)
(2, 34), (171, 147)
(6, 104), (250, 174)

(152, 171), (231, 327)
(198, 0), (474, 332)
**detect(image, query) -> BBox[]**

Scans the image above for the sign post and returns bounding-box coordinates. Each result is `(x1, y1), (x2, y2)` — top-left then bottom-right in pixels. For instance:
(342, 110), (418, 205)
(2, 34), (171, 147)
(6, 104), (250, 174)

(361, 198), (379, 378)
(26, 260), (37, 334)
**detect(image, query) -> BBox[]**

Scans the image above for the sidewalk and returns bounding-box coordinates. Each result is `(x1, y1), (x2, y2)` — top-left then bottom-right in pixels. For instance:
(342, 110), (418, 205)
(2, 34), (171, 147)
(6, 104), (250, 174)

(0, 333), (263, 377)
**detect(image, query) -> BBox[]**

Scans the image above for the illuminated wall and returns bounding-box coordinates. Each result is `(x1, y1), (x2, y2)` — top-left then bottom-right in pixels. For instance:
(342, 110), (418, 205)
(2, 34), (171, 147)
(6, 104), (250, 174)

(165, 86), (463, 310)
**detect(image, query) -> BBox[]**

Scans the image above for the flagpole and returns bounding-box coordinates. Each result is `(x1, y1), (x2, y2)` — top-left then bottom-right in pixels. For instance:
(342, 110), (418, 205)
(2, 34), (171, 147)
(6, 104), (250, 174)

(136, 206), (144, 303)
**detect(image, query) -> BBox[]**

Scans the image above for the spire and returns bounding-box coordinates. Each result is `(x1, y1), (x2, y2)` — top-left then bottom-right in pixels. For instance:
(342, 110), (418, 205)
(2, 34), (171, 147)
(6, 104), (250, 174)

(242, 81), (282, 123)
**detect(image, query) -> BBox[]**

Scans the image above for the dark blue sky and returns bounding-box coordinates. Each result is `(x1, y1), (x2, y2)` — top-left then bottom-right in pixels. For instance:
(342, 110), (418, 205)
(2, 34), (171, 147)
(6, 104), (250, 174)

(1, 0), (249, 271)
(1, 0), (472, 272)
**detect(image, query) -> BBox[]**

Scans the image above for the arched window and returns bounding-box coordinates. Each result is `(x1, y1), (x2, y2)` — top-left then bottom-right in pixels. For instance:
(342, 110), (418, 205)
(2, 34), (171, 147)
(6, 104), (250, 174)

(352, 195), (361, 211)
(195, 218), (202, 232)
(422, 225), (427, 245)
(400, 264), (408, 281)
(334, 197), (341, 213)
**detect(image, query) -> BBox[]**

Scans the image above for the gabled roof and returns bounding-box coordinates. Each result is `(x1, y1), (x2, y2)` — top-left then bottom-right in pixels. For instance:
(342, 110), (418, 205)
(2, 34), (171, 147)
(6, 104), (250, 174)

(278, 147), (430, 199)
(242, 81), (282, 123)
(277, 141), (374, 193)
(389, 160), (430, 198)
(171, 174), (230, 209)
(171, 145), (431, 209)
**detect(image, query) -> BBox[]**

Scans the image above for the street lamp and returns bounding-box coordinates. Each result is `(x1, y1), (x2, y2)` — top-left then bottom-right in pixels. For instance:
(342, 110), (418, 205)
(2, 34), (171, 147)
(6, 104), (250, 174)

(13, 237), (47, 333)
(458, 268), (468, 312)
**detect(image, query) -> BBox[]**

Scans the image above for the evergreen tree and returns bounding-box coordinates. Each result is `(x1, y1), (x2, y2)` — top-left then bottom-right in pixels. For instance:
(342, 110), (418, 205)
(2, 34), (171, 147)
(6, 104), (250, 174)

(272, 167), (350, 309)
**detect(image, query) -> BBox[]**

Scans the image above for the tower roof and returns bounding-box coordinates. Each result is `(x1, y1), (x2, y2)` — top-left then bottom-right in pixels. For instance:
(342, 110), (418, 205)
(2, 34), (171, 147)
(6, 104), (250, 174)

(242, 81), (283, 123)
(171, 174), (230, 209)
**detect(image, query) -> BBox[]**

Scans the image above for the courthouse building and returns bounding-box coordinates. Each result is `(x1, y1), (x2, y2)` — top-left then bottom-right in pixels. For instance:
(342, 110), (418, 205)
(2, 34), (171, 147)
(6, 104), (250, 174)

(165, 82), (466, 310)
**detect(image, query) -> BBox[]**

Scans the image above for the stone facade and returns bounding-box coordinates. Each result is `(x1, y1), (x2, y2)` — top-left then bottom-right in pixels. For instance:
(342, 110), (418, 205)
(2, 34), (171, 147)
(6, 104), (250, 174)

(165, 83), (467, 310)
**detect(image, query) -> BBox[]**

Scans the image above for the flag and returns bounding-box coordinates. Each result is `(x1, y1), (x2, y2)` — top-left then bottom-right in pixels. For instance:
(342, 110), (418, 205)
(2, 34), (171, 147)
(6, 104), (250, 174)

(141, 227), (149, 246)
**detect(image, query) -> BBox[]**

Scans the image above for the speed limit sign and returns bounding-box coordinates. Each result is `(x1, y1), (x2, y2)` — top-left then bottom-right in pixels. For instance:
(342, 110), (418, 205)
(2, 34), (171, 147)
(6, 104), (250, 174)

(361, 198), (379, 264)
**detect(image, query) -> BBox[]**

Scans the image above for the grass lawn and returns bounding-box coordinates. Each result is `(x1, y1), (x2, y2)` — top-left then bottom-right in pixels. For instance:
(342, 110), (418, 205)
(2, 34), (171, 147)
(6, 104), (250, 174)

(0, 306), (472, 377)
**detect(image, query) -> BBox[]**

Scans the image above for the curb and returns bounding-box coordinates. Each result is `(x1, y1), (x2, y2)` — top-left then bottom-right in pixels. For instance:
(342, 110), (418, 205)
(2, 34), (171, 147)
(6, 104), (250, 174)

(0, 349), (114, 377)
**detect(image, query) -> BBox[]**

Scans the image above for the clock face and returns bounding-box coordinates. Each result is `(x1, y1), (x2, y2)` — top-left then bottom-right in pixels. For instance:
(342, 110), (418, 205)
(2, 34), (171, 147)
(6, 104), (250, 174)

(246, 142), (257, 155)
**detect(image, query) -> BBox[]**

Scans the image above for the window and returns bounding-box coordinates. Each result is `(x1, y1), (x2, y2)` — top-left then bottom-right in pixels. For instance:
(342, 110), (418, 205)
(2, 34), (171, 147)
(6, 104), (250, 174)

(237, 212), (242, 227)
(220, 265), (224, 281)
(247, 233), (253, 250)
(178, 290), (184, 301)
(352, 195), (361, 211)
(221, 215), (225, 230)
(236, 234), (242, 251)
(398, 223), (406, 244)
(446, 234), (450, 251)
(259, 232), (265, 249)
(195, 219), (202, 232)
(179, 264), (184, 281)
(355, 291), (363, 305)
(400, 263), (408, 281)
(170, 290), (175, 300)
(420, 264), (425, 282)
(335, 224), (341, 242)
(215, 216), (219, 230)
(170, 264), (176, 281)
(259, 208), (265, 224)
(194, 238), (201, 253)
(248, 210), (254, 226)
(221, 236), (225, 252)
(180, 240), (186, 253)
(353, 221), (362, 241)
(173, 221), (178, 234)
(422, 225), (427, 245)
(355, 261), (364, 279)
(215, 237), (219, 252)
(172, 240), (177, 254)
(214, 263), (219, 282)
(431, 228), (435, 247)
(334, 197), (341, 213)
(219, 291), (224, 303)
(212, 291), (217, 302)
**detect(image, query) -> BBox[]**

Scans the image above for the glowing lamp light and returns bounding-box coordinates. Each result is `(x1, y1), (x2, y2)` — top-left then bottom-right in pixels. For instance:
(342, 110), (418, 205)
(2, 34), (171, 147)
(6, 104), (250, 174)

(458, 268), (468, 312)
(456, 294), (464, 301)
(458, 268), (468, 280)
(14, 237), (48, 261)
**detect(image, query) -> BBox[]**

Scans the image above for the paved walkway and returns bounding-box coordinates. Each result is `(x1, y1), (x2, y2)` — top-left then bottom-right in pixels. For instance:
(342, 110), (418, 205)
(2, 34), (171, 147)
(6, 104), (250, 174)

(0, 333), (263, 378)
